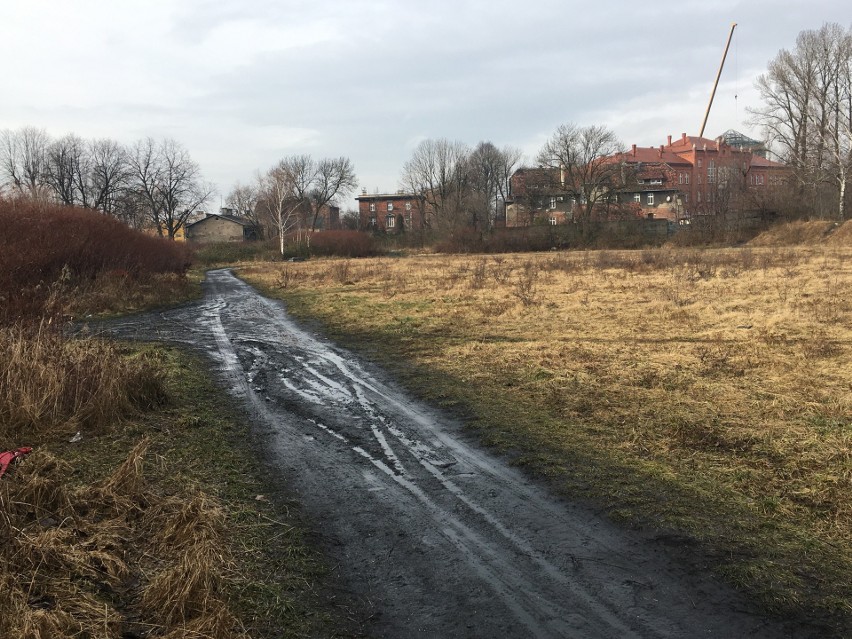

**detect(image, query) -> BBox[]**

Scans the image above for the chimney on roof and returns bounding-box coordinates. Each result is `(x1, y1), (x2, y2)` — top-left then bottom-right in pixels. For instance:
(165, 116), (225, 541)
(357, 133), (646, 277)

(560, 164), (565, 186)
(632, 144), (636, 156)
(682, 133), (687, 143)
(659, 145), (663, 157)
(667, 135), (672, 146)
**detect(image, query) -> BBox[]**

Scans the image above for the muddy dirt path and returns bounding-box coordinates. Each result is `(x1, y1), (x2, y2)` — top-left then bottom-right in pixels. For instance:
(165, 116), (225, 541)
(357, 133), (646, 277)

(98, 269), (814, 638)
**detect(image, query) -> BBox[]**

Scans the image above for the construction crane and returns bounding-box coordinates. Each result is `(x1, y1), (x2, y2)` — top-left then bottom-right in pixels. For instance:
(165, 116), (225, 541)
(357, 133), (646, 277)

(699, 22), (737, 138)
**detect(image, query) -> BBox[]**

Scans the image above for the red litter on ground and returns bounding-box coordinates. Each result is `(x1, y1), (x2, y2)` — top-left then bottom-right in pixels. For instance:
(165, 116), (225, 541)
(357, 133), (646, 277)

(0, 447), (33, 478)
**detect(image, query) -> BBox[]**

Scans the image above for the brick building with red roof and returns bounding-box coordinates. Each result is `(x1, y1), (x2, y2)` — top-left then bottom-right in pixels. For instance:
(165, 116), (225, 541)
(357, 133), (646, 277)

(506, 132), (789, 227)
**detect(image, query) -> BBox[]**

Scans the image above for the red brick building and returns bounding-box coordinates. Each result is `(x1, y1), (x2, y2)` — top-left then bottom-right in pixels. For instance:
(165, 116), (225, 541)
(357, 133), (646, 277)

(506, 131), (789, 226)
(630, 132), (789, 222)
(355, 190), (427, 231)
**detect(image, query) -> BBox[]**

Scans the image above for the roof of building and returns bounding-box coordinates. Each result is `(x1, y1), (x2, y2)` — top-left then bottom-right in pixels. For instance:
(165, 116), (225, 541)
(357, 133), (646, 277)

(186, 213), (252, 228)
(356, 192), (418, 200)
(748, 155), (787, 168)
(668, 135), (721, 150)
(721, 129), (764, 149)
(619, 147), (692, 165)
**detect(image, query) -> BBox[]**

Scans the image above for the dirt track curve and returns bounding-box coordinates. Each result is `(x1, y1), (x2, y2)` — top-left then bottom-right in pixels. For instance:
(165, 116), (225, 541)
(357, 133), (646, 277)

(97, 269), (820, 638)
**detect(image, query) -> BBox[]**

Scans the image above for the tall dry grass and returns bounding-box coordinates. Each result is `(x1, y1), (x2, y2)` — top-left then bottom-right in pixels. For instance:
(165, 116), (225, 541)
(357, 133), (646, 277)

(0, 441), (247, 638)
(0, 324), (167, 446)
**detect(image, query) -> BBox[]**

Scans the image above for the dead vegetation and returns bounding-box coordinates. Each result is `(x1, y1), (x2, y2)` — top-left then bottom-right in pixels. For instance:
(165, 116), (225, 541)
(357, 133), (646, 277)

(0, 324), (167, 443)
(0, 199), (194, 324)
(1, 338), (345, 638)
(0, 440), (247, 638)
(240, 238), (852, 625)
(0, 326), (247, 637)
(0, 201), (340, 637)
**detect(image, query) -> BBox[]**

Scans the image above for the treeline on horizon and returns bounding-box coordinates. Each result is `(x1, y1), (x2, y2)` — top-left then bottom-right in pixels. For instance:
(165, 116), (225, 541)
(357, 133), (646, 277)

(2, 20), (849, 251)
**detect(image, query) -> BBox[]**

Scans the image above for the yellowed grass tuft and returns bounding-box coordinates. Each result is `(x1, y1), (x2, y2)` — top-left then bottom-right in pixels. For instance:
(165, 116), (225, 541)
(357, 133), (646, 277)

(0, 325), (168, 446)
(0, 442), (247, 638)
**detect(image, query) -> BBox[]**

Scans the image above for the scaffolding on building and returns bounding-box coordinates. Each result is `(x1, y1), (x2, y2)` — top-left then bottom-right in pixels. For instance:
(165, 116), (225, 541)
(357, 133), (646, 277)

(721, 129), (767, 158)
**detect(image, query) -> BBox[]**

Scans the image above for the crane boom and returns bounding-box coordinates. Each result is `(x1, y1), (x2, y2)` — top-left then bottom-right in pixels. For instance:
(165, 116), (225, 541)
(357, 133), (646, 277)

(699, 22), (737, 138)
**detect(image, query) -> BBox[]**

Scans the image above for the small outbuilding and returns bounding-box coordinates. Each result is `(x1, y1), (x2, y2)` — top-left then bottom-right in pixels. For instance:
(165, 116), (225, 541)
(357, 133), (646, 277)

(185, 211), (258, 243)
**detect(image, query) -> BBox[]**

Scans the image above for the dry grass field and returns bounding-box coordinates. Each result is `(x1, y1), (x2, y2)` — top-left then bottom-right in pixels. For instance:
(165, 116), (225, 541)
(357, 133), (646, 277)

(240, 225), (852, 623)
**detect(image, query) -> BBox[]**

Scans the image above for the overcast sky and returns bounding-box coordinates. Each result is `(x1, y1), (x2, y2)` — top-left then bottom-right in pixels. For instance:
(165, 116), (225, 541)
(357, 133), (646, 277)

(1, 1), (847, 208)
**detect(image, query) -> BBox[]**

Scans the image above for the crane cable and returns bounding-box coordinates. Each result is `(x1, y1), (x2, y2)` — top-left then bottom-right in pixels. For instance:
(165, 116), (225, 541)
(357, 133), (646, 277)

(734, 27), (739, 118)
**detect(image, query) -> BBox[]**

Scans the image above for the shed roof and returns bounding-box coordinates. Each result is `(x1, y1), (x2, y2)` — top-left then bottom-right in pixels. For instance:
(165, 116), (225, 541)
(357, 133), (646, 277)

(186, 214), (252, 228)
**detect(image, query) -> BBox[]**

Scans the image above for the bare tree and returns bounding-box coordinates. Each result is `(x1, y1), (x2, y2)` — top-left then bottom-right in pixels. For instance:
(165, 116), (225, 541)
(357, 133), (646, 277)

(128, 137), (213, 239)
(537, 123), (625, 224)
(307, 157), (357, 235)
(226, 180), (263, 236)
(89, 138), (131, 215)
(402, 138), (471, 231)
(750, 22), (852, 218)
(0, 126), (50, 198)
(822, 27), (852, 220)
(468, 141), (522, 230)
(258, 159), (309, 256)
(257, 154), (357, 253)
(44, 134), (83, 206)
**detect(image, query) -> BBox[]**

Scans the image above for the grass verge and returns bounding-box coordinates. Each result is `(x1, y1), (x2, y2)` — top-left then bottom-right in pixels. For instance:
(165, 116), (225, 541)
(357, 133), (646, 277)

(1, 336), (354, 638)
(238, 245), (852, 634)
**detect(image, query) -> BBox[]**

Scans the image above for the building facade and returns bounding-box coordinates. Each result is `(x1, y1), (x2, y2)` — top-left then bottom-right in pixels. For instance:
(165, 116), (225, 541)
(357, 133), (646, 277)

(355, 190), (427, 231)
(505, 132), (789, 227)
(186, 212), (259, 243)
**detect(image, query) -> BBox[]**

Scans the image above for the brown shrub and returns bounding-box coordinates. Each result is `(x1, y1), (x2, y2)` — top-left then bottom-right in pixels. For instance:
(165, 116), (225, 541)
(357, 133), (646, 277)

(309, 230), (376, 257)
(0, 199), (191, 323)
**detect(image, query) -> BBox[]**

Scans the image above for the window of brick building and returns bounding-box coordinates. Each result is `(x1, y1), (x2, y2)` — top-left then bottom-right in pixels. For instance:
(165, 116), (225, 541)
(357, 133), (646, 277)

(369, 202), (376, 212)
(634, 193), (641, 203)
(646, 193), (654, 206)
(386, 214), (395, 228)
(387, 201), (393, 211)
(549, 216), (557, 225)
(405, 202), (412, 211)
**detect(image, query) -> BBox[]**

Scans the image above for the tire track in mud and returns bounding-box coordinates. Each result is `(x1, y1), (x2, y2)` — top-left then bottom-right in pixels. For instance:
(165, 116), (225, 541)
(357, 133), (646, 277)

(97, 269), (816, 639)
